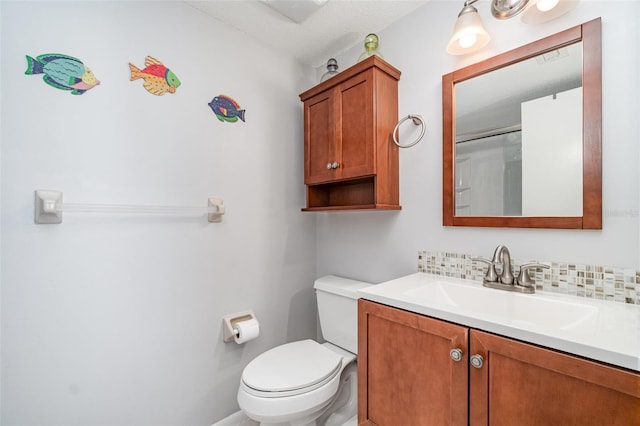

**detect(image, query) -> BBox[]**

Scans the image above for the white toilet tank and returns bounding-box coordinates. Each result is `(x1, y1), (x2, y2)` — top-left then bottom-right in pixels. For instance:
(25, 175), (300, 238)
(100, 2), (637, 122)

(314, 275), (372, 355)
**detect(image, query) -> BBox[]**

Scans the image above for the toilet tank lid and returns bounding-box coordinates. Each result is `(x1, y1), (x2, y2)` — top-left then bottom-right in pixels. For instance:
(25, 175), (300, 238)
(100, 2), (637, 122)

(314, 275), (372, 299)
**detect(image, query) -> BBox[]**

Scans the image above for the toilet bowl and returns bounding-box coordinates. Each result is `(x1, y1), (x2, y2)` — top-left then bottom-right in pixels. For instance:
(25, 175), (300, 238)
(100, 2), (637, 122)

(237, 275), (370, 426)
(238, 340), (355, 425)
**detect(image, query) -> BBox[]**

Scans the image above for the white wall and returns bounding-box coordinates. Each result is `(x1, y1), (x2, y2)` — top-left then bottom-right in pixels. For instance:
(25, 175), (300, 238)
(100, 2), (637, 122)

(1, 2), (317, 425)
(318, 1), (640, 283)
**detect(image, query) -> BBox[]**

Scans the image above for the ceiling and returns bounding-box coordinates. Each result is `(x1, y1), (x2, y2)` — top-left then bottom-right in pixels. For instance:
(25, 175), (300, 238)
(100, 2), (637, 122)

(184, 0), (430, 68)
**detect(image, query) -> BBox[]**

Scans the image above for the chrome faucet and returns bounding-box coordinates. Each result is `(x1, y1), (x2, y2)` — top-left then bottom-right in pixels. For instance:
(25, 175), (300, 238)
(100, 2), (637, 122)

(472, 245), (549, 294)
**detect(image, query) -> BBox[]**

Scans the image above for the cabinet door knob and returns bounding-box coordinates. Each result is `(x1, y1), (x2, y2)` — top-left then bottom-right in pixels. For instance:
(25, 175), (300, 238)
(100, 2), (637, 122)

(470, 354), (484, 369)
(331, 161), (340, 169)
(326, 162), (333, 170)
(449, 348), (463, 362)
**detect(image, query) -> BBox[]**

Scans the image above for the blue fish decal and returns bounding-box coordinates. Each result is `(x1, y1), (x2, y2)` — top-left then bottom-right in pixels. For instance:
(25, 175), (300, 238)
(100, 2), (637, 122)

(208, 95), (245, 123)
(25, 53), (100, 95)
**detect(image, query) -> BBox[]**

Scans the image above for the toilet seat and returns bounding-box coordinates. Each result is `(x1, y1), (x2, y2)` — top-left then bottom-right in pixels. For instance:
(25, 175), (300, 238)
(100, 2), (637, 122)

(241, 340), (342, 398)
(237, 341), (355, 424)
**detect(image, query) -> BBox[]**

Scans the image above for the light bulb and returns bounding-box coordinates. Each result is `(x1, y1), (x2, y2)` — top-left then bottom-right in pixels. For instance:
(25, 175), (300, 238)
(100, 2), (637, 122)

(458, 33), (478, 49)
(536, 0), (560, 12)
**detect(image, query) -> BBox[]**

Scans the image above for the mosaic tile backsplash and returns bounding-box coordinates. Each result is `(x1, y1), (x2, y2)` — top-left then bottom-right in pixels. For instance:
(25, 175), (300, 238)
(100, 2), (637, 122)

(418, 251), (640, 305)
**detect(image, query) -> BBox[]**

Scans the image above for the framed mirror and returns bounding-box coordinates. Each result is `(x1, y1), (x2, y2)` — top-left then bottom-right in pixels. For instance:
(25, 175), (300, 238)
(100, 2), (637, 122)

(442, 18), (601, 229)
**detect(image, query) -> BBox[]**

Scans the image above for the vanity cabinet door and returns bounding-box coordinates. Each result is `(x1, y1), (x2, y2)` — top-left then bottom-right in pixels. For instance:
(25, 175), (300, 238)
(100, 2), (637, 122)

(358, 299), (468, 426)
(469, 330), (640, 426)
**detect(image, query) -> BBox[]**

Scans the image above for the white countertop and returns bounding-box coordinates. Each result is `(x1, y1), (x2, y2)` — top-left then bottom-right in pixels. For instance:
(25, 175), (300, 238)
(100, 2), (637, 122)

(359, 272), (640, 372)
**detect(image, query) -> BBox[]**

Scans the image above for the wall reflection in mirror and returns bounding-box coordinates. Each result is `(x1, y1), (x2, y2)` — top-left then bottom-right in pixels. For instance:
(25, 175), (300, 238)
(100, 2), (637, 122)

(454, 41), (582, 217)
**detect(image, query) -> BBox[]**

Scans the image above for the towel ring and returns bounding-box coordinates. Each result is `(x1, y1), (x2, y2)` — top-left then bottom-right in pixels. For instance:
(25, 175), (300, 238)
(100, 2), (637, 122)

(393, 114), (425, 148)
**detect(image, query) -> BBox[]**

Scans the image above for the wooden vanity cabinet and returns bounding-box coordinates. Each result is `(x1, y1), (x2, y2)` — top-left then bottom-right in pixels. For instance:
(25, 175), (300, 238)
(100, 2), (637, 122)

(299, 56), (401, 211)
(358, 299), (640, 426)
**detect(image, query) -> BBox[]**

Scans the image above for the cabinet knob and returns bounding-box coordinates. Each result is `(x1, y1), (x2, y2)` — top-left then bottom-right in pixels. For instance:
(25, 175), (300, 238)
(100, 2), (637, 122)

(470, 354), (484, 369)
(449, 348), (463, 362)
(326, 161), (340, 170)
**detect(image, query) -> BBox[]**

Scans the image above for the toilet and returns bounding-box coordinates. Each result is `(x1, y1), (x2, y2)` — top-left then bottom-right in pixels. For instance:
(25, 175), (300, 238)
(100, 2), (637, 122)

(237, 275), (371, 426)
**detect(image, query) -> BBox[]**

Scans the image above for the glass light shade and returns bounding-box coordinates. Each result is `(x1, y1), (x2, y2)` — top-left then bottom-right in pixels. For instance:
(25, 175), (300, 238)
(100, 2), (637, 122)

(447, 9), (491, 55)
(521, 0), (579, 24)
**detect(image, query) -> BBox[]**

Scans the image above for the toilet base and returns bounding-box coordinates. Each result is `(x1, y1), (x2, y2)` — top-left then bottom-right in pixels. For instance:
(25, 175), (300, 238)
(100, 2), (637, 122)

(211, 410), (258, 426)
(317, 362), (357, 426)
(212, 411), (356, 426)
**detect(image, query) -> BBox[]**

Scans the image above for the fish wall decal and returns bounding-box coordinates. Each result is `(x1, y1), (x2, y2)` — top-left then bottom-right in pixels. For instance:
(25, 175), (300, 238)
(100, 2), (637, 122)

(208, 95), (246, 123)
(129, 56), (181, 96)
(25, 53), (100, 95)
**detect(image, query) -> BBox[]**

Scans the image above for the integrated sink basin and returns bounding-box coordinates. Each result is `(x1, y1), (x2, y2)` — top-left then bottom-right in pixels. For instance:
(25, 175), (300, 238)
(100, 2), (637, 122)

(358, 272), (640, 371)
(403, 279), (599, 330)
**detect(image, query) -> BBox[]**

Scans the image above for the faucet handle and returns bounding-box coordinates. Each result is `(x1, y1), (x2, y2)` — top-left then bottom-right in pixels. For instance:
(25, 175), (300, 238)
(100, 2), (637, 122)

(516, 263), (550, 288)
(471, 257), (499, 283)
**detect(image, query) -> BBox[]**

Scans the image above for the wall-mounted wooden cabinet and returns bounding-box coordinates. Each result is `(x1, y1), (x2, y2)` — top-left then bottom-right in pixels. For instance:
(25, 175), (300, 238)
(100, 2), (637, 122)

(299, 56), (401, 211)
(358, 299), (640, 425)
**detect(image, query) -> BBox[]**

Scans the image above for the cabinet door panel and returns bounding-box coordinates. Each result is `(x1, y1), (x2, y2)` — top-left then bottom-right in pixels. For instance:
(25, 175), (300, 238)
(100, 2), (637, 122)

(304, 92), (334, 184)
(358, 300), (468, 426)
(470, 330), (640, 426)
(337, 71), (374, 180)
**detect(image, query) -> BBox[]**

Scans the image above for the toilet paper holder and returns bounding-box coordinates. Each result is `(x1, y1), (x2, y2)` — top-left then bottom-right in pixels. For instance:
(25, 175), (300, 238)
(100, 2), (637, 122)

(222, 310), (258, 343)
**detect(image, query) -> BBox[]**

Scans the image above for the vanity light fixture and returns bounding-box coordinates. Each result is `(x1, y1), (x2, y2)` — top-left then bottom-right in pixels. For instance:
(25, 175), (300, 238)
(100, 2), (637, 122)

(446, 0), (491, 55)
(520, 0), (580, 24)
(447, 0), (580, 55)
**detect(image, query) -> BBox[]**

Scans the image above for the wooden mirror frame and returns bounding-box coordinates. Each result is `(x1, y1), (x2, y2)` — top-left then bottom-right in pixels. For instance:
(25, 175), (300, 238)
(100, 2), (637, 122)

(442, 18), (602, 229)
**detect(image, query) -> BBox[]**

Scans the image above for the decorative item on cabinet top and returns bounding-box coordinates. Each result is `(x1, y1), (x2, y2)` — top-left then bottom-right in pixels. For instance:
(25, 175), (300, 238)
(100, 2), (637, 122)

(320, 58), (339, 83)
(299, 55), (401, 212)
(357, 33), (383, 62)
